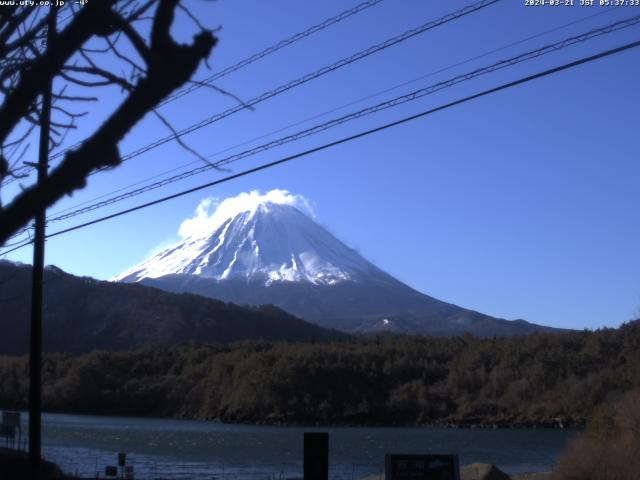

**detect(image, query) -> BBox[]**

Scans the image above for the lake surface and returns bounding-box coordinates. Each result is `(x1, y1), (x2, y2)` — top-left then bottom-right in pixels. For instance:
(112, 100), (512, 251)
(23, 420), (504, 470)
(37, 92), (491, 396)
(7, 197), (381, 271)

(15, 413), (580, 479)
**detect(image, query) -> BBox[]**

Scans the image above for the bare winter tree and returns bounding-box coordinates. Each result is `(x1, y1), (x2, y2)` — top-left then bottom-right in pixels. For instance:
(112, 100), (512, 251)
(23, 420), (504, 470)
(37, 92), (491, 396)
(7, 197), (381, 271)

(0, 0), (217, 246)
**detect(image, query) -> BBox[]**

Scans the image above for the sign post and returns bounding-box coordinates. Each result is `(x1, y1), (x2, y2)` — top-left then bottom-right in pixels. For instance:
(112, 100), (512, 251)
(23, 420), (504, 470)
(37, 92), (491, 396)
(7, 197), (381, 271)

(385, 454), (460, 480)
(1, 411), (21, 449)
(304, 432), (329, 480)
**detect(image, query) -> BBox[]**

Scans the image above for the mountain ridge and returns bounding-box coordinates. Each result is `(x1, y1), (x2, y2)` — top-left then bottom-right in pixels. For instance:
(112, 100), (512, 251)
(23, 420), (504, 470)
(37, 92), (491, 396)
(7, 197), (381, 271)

(115, 201), (385, 286)
(139, 274), (554, 337)
(0, 260), (346, 355)
(115, 195), (560, 337)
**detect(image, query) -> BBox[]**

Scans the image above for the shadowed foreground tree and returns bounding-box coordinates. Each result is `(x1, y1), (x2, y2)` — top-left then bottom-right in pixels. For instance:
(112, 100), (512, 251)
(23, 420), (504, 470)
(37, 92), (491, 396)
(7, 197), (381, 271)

(0, 0), (217, 245)
(554, 390), (640, 480)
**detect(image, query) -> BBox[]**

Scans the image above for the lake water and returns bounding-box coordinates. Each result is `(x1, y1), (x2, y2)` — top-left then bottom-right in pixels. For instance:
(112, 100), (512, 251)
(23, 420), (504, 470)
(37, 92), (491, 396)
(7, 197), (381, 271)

(14, 413), (579, 479)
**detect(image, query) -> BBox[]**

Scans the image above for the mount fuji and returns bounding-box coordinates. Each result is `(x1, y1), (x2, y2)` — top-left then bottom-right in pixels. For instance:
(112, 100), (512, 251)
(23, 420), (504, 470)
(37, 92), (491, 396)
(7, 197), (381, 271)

(115, 191), (555, 336)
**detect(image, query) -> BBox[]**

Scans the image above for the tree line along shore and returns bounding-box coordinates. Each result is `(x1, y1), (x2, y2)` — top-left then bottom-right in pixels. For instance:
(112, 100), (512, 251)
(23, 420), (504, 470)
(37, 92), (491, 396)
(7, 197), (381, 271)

(0, 320), (638, 427)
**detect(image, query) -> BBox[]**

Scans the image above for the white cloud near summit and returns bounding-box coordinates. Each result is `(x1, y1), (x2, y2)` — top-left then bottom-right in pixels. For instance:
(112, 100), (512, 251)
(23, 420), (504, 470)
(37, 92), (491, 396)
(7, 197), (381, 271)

(178, 189), (315, 238)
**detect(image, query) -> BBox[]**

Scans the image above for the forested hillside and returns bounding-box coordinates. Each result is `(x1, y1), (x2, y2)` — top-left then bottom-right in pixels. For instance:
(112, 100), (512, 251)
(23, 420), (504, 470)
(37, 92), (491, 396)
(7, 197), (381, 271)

(0, 261), (344, 354)
(1, 321), (638, 426)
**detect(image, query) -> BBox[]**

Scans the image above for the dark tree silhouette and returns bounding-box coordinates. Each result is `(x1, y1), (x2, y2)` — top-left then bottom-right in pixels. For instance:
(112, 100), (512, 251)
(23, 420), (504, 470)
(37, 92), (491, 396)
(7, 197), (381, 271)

(0, 0), (217, 245)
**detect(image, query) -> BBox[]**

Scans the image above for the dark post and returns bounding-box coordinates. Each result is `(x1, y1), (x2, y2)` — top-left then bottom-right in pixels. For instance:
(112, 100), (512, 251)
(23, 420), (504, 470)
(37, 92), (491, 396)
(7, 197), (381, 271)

(29, 6), (56, 474)
(303, 432), (328, 480)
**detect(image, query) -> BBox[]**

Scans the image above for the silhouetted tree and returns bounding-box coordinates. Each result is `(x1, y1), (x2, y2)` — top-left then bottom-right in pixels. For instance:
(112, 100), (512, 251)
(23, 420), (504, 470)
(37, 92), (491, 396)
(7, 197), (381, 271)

(0, 0), (217, 245)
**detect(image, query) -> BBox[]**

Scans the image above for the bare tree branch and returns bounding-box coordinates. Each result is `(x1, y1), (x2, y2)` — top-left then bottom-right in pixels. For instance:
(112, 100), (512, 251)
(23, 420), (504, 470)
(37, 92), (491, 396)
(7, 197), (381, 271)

(0, 0), (217, 244)
(152, 108), (213, 166)
(0, 1), (121, 145)
(62, 65), (135, 90)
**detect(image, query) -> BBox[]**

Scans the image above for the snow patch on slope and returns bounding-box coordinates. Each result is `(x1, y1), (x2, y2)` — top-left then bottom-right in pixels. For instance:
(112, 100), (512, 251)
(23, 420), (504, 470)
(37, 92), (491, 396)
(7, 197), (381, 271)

(113, 190), (378, 286)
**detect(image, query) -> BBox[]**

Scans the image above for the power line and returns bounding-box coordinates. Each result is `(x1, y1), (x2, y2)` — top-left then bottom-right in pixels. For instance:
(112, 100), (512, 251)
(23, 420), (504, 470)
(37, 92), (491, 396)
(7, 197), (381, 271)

(0, 238), (33, 256)
(38, 15), (640, 227)
(26, 0), (531, 225)
(160, 0), (387, 106)
(0, 0), (387, 188)
(2, 232), (33, 248)
(52, 0), (503, 176)
(44, 5), (621, 222)
(3, 36), (637, 256)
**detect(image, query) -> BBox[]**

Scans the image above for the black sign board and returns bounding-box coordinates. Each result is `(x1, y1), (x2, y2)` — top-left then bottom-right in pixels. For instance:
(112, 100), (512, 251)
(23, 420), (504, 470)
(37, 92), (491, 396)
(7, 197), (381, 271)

(105, 465), (118, 477)
(385, 454), (460, 480)
(0, 425), (15, 439)
(1, 411), (20, 428)
(304, 432), (328, 480)
(118, 452), (127, 466)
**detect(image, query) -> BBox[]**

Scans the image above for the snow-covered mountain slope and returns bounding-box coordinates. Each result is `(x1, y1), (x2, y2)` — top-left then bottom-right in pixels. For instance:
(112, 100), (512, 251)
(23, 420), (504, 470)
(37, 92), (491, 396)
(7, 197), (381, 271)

(115, 201), (385, 286)
(115, 191), (559, 336)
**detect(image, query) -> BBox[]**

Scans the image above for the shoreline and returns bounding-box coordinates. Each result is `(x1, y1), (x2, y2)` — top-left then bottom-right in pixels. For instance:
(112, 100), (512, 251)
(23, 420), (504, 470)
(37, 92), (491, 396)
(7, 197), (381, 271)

(1, 448), (554, 480)
(1, 415), (569, 479)
(5, 407), (585, 430)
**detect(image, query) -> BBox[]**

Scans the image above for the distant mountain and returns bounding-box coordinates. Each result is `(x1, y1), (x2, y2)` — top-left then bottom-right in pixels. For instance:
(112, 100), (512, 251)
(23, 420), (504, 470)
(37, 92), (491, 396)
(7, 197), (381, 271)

(0, 261), (345, 356)
(114, 199), (378, 285)
(115, 195), (559, 337)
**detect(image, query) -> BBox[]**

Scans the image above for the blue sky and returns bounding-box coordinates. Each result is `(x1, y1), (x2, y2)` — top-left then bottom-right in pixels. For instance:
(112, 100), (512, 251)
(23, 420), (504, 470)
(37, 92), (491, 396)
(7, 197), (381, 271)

(2, 0), (640, 330)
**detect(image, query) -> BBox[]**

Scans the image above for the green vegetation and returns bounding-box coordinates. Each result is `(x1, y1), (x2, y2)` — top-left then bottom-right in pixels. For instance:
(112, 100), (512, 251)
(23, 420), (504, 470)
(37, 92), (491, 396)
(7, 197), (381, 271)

(1, 320), (639, 427)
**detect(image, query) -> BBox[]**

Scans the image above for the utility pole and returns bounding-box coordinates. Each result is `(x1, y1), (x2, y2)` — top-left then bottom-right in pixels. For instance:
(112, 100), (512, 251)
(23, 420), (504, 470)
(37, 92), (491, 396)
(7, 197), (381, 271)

(29, 6), (56, 475)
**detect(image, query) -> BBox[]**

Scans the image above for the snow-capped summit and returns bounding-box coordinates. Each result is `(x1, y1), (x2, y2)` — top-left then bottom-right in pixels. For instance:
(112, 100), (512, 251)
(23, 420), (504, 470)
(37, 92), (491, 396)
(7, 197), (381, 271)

(114, 190), (557, 337)
(114, 191), (381, 285)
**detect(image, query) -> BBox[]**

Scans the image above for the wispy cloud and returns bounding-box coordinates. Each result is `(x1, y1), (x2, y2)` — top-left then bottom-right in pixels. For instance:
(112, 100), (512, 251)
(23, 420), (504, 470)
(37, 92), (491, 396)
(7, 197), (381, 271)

(178, 189), (315, 238)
